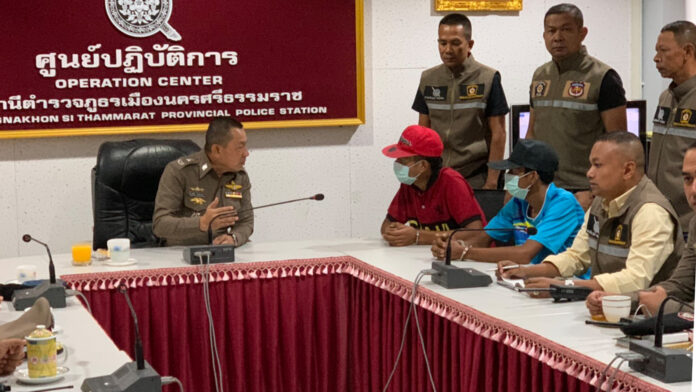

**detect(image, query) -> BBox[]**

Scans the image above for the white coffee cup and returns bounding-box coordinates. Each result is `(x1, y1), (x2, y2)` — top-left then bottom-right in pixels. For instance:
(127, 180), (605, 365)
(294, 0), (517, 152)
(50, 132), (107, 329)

(107, 238), (131, 264)
(16, 265), (37, 283)
(602, 295), (631, 322)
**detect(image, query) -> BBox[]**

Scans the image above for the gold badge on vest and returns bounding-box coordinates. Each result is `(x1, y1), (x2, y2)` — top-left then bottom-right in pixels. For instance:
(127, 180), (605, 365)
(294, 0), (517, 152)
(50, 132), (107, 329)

(653, 106), (671, 125)
(607, 223), (628, 246)
(424, 86), (448, 101)
(531, 80), (550, 97)
(562, 81), (591, 100)
(459, 84), (484, 100)
(674, 108), (696, 128)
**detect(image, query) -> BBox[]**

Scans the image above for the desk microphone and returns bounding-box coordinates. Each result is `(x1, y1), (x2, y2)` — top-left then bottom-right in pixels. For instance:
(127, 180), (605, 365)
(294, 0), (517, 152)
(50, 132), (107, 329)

(627, 296), (693, 383)
(13, 234), (67, 310)
(81, 285), (162, 392)
(186, 193), (325, 265)
(431, 226), (537, 289)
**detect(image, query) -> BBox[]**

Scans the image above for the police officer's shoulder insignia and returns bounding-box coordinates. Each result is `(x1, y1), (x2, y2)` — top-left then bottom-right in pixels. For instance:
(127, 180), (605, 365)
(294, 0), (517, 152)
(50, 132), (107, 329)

(531, 80), (550, 97)
(674, 108), (696, 128)
(607, 223), (628, 246)
(176, 157), (195, 168)
(424, 86), (448, 101)
(653, 106), (671, 125)
(459, 84), (484, 100)
(563, 81), (590, 99)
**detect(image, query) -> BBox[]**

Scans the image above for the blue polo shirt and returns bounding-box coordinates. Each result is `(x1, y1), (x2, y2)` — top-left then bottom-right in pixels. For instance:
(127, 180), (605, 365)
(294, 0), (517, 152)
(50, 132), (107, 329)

(485, 183), (588, 278)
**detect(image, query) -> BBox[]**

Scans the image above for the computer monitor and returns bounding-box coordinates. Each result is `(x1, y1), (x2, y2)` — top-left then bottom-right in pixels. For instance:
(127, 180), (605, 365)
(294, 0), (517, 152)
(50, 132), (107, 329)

(510, 100), (647, 153)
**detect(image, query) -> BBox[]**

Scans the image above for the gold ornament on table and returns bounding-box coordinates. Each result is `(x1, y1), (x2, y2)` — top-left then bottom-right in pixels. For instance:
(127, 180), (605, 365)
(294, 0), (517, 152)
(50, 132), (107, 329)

(436, 0), (522, 11)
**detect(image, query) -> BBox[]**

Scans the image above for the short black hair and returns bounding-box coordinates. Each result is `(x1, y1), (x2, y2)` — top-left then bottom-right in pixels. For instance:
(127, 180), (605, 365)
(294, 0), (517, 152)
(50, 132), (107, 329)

(661, 21), (696, 55)
(204, 117), (243, 152)
(545, 3), (584, 28)
(439, 13), (472, 40)
(595, 131), (645, 173)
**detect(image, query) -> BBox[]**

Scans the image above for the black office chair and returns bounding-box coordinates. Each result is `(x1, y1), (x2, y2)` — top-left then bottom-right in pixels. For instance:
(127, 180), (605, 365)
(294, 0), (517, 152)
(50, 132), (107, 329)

(473, 189), (507, 222)
(92, 139), (201, 250)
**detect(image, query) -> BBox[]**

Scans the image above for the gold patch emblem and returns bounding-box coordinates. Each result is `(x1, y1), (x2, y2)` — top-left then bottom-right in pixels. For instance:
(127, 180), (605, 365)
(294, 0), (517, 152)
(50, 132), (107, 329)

(190, 197), (206, 205)
(680, 109), (692, 125)
(568, 81), (585, 97)
(225, 183), (242, 190)
(531, 80), (550, 97)
(190, 186), (204, 192)
(467, 85), (478, 96)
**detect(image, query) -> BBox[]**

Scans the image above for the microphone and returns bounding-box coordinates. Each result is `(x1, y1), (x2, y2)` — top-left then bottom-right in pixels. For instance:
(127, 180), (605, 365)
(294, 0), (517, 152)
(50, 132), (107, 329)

(432, 226), (536, 289)
(206, 193), (325, 244)
(119, 285), (144, 370)
(627, 296), (693, 383)
(22, 234), (56, 284)
(186, 193), (325, 265)
(81, 285), (162, 392)
(13, 234), (66, 310)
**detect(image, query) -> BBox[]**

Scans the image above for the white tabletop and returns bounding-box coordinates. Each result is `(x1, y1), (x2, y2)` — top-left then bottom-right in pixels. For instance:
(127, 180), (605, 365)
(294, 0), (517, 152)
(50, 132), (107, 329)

(0, 238), (691, 391)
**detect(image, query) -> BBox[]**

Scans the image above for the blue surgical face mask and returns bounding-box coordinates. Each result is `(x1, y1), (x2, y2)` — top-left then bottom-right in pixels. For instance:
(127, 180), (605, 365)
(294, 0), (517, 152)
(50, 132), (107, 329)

(393, 161), (423, 185)
(504, 172), (533, 200)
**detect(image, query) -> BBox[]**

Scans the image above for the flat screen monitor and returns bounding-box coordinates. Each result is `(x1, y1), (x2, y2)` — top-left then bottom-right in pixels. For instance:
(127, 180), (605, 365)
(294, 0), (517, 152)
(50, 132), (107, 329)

(510, 100), (647, 153)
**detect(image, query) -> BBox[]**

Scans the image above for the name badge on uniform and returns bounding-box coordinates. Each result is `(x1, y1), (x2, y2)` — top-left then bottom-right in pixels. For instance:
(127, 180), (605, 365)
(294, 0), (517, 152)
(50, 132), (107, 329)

(674, 108), (696, 128)
(423, 86), (447, 101)
(531, 80), (550, 97)
(459, 83), (484, 100)
(653, 106), (671, 125)
(225, 191), (242, 199)
(586, 214), (600, 239)
(562, 81), (591, 100)
(607, 223), (628, 246)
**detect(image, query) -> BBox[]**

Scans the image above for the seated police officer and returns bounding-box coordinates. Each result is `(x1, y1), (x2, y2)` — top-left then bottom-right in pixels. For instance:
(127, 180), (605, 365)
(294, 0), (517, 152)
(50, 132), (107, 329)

(381, 125), (486, 247)
(497, 132), (682, 296)
(153, 117), (253, 246)
(587, 142), (696, 315)
(431, 140), (585, 274)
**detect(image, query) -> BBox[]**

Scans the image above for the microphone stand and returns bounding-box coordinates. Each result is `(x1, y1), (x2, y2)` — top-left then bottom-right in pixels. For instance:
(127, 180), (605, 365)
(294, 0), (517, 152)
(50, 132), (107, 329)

(627, 296), (694, 383)
(13, 235), (67, 310)
(432, 227), (535, 289)
(81, 285), (162, 392)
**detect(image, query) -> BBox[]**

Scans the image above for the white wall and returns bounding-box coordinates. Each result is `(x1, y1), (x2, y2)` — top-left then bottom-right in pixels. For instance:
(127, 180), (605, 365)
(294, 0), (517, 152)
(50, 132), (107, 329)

(0, 0), (637, 257)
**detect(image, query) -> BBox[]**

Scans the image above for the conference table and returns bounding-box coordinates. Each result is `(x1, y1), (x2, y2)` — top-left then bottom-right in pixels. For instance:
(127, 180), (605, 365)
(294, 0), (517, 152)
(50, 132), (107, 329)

(0, 238), (691, 392)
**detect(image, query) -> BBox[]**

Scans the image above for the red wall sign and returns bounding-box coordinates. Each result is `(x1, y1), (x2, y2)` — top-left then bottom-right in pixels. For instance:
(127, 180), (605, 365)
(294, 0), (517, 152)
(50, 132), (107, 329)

(0, 0), (364, 138)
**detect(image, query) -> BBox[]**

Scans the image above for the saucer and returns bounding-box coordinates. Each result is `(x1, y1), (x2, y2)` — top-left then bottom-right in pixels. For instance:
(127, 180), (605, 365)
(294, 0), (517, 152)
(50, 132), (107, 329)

(105, 258), (137, 267)
(15, 366), (69, 384)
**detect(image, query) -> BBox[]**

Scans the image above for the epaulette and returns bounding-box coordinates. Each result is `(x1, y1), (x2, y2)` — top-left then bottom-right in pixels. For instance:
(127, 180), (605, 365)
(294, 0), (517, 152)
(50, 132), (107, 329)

(174, 157), (198, 168)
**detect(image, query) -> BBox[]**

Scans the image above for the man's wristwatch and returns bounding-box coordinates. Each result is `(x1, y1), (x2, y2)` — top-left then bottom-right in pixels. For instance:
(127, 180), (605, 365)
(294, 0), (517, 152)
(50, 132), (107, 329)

(564, 279), (575, 287)
(227, 227), (238, 246)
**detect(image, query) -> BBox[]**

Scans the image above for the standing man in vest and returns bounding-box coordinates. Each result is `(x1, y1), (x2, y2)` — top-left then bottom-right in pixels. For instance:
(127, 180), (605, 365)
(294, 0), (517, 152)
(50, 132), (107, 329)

(412, 13), (509, 189)
(648, 21), (696, 229)
(528, 3), (627, 209)
(497, 133), (682, 296)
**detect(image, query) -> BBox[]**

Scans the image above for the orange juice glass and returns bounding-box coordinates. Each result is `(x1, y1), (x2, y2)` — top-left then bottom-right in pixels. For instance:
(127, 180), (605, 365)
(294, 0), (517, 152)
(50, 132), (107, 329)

(72, 243), (92, 265)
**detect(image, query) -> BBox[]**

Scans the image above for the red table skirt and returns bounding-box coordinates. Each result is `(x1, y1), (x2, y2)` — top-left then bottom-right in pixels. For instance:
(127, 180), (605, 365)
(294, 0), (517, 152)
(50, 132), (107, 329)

(62, 256), (667, 392)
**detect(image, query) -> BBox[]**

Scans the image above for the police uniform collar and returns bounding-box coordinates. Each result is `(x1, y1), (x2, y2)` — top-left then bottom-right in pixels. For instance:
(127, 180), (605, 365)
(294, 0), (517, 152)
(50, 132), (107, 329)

(600, 179), (643, 218)
(670, 73), (696, 100)
(198, 151), (215, 179)
(555, 45), (587, 73)
(447, 54), (476, 77)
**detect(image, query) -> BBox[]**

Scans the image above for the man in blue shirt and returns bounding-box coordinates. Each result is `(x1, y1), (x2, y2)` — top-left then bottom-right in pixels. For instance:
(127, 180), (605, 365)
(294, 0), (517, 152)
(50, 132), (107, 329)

(432, 139), (586, 276)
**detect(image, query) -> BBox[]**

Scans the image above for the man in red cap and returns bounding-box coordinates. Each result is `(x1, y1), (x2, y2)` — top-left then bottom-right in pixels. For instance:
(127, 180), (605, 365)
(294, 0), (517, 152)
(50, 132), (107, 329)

(381, 125), (486, 247)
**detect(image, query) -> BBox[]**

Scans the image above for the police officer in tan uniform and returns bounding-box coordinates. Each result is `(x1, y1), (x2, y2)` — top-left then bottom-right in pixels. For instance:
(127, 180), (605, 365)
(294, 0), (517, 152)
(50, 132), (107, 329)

(412, 13), (509, 189)
(153, 117), (253, 246)
(648, 21), (696, 229)
(527, 4), (627, 210)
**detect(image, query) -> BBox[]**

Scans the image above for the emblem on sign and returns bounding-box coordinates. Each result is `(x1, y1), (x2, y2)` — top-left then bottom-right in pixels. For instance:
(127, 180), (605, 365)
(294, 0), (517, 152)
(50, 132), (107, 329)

(568, 81), (585, 97)
(106, 0), (181, 41)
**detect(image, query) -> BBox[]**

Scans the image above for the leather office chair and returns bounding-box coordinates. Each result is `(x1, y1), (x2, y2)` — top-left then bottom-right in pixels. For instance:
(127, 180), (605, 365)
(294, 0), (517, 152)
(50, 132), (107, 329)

(92, 139), (201, 250)
(473, 189), (506, 222)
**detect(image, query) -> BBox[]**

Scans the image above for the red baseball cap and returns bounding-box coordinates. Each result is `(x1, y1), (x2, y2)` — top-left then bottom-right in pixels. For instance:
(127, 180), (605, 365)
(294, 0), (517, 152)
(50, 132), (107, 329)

(382, 125), (443, 158)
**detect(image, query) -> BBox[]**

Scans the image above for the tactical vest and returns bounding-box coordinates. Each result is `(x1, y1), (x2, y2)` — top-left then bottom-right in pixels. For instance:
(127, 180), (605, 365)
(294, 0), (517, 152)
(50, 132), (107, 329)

(586, 176), (682, 287)
(647, 74), (696, 228)
(530, 46), (611, 190)
(418, 55), (497, 179)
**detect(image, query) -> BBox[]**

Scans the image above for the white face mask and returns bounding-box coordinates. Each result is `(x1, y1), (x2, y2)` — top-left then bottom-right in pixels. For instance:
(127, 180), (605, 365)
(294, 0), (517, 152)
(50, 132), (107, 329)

(393, 160), (423, 185)
(504, 172), (533, 200)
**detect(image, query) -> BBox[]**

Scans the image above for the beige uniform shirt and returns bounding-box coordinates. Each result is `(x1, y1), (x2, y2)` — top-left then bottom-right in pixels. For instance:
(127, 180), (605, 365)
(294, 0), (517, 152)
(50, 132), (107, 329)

(544, 185), (675, 293)
(153, 150), (253, 246)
